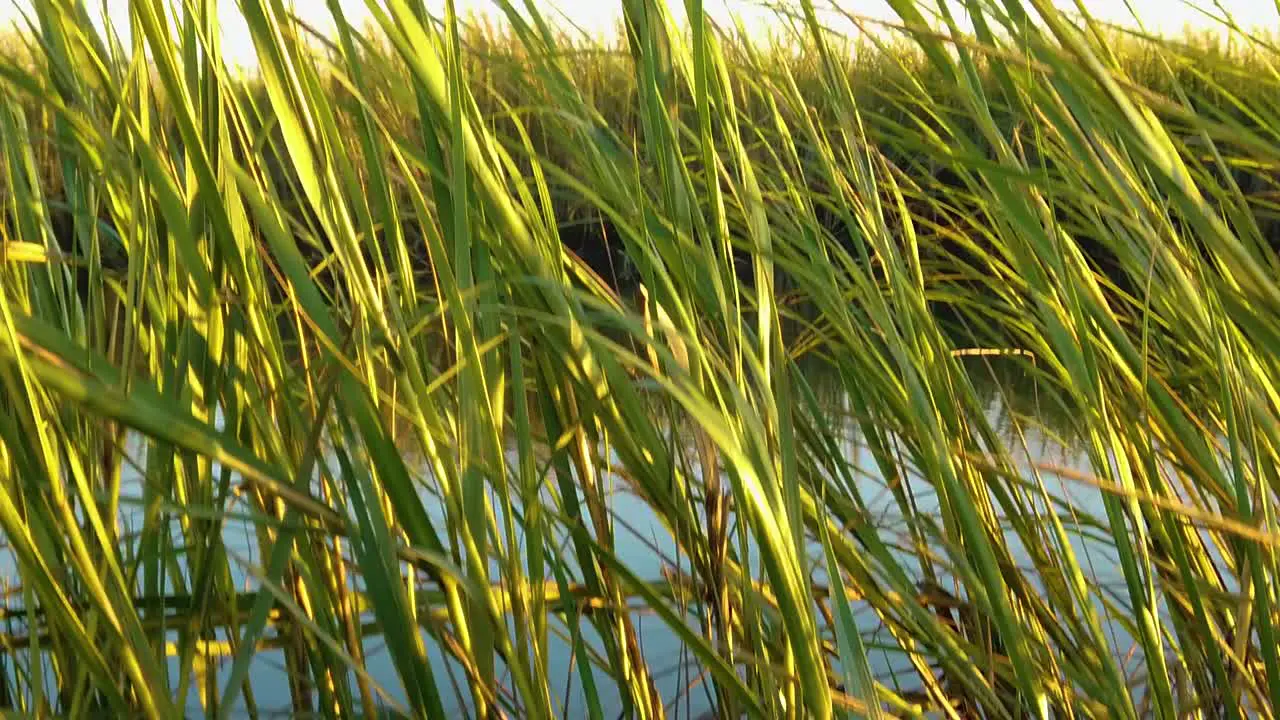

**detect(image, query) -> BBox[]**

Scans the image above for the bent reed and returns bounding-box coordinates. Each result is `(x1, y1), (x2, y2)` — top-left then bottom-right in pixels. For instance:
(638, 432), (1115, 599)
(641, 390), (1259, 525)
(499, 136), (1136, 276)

(1, 0), (1279, 718)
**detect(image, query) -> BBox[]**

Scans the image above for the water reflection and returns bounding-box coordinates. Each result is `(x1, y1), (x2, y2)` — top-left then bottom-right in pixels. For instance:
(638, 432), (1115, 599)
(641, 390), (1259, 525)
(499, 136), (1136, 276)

(0, 359), (1211, 717)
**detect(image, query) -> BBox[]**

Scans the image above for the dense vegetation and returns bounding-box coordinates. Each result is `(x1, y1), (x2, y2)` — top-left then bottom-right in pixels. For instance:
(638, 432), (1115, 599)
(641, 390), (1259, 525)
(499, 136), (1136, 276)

(1, 0), (1279, 717)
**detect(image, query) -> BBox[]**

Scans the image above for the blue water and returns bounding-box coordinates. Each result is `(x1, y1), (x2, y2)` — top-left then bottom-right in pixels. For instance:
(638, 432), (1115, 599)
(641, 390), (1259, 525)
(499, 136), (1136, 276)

(0, 394), (1190, 718)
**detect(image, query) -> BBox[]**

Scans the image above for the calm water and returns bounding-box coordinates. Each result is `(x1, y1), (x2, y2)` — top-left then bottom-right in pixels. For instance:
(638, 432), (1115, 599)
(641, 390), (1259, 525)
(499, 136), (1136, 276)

(0, 368), (1192, 718)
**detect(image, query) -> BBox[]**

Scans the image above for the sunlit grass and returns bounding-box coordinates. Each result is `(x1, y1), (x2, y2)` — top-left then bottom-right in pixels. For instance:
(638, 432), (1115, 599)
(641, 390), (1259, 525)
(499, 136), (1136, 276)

(1, 0), (1279, 718)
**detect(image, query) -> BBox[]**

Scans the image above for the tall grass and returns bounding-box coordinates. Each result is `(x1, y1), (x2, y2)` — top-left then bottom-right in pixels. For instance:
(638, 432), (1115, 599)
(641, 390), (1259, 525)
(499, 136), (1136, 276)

(1, 0), (1279, 718)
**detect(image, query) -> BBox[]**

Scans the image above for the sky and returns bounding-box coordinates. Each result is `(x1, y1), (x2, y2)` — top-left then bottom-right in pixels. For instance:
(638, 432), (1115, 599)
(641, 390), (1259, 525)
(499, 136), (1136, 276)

(0, 0), (1275, 68)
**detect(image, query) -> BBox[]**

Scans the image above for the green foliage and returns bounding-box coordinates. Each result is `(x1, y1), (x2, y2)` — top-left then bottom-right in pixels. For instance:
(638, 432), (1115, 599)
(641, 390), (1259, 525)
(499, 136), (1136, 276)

(0, 1), (1278, 719)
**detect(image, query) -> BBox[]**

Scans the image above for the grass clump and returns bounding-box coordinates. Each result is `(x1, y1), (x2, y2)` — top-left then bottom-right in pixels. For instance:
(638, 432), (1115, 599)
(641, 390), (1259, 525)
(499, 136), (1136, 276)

(1, 1), (1279, 718)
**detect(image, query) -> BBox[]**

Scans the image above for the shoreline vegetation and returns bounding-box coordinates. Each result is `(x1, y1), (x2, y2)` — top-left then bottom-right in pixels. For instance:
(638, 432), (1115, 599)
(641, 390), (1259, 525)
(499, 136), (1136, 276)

(1, 0), (1279, 717)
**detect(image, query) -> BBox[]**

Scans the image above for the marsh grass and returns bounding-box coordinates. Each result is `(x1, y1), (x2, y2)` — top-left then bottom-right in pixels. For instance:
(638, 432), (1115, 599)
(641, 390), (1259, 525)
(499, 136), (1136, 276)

(1, 0), (1280, 718)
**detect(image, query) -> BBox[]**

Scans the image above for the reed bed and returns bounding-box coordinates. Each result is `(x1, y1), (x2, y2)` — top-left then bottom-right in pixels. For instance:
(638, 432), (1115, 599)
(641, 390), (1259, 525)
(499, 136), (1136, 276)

(1, 0), (1279, 718)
